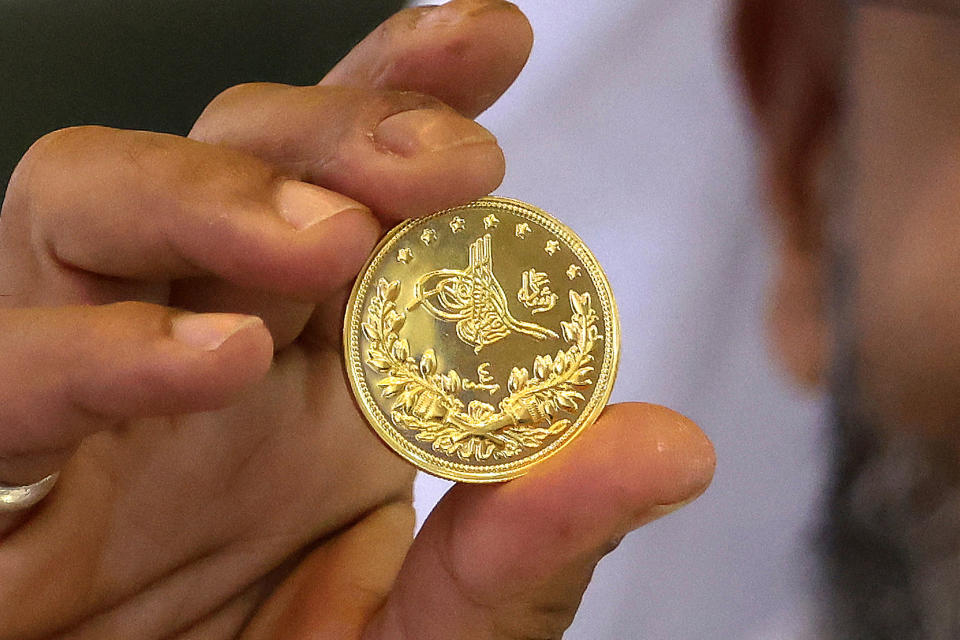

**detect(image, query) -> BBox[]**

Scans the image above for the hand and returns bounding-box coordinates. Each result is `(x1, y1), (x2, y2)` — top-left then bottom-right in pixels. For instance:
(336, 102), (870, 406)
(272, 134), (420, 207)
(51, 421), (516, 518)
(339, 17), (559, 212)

(0, 2), (715, 639)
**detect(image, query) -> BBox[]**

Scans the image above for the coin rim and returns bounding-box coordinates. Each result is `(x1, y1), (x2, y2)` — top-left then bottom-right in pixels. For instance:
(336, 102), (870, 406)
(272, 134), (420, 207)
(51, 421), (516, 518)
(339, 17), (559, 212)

(344, 196), (621, 483)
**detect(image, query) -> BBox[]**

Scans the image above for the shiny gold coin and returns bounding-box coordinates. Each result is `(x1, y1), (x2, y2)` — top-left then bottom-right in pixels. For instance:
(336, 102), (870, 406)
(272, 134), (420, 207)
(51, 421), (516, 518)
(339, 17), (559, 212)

(344, 196), (620, 482)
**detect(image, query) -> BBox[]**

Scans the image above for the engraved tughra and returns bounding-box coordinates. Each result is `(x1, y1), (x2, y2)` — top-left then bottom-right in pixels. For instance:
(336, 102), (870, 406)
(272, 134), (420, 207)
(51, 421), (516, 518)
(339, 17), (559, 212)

(407, 234), (558, 353)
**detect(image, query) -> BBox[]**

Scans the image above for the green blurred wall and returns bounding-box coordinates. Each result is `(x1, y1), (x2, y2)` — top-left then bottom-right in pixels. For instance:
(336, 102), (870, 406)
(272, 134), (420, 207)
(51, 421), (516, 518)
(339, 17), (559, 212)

(0, 0), (403, 198)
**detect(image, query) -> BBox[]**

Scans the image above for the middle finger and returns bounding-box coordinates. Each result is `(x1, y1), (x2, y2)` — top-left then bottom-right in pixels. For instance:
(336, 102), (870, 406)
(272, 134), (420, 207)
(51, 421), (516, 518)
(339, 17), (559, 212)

(190, 83), (504, 224)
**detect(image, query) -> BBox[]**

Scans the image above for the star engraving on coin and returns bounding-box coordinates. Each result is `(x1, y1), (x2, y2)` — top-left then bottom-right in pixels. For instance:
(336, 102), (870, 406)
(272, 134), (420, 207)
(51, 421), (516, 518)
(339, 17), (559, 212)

(544, 239), (560, 256)
(483, 214), (500, 229)
(397, 247), (413, 264)
(420, 228), (437, 246)
(515, 222), (531, 238)
(566, 264), (582, 280)
(344, 197), (620, 482)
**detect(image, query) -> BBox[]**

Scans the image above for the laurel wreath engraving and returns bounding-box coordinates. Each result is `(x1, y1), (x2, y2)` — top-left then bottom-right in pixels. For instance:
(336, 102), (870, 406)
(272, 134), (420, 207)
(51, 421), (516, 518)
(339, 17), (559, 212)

(362, 278), (600, 461)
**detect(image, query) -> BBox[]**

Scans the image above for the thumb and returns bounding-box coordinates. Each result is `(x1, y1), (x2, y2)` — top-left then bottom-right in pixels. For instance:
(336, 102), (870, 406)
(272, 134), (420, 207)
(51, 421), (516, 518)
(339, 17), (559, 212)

(365, 402), (716, 640)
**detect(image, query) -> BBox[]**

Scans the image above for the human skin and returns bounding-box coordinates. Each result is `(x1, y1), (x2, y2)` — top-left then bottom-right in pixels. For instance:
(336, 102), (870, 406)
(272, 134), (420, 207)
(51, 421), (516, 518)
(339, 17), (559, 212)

(0, 1), (715, 638)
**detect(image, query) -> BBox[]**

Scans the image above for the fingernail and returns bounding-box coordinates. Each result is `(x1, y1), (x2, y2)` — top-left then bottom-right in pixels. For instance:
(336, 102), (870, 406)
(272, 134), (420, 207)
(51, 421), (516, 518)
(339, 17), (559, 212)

(171, 314), (263, 351)
(415, 4), (462, 28)
(374, 109), (496, 156)
(418, 0), (514, 26)
(275, 180), (366, 231)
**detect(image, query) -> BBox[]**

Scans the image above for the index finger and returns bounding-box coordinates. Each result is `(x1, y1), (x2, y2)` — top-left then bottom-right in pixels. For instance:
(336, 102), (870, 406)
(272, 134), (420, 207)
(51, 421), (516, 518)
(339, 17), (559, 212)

(321, 0), (533, 118)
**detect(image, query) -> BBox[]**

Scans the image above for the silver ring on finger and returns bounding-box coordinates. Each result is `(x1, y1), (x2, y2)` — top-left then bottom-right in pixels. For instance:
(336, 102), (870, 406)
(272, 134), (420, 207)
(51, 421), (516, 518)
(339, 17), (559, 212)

(0, 473), (60, 512)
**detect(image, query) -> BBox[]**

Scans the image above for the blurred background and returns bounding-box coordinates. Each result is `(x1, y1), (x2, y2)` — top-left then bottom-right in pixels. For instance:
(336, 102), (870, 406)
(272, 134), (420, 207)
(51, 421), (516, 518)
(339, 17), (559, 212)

(409, 1), (828, 638)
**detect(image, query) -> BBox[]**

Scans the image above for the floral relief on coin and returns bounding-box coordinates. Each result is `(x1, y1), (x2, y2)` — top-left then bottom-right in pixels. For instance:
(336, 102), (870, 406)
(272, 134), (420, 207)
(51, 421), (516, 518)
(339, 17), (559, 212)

(344, 197), (620, 483)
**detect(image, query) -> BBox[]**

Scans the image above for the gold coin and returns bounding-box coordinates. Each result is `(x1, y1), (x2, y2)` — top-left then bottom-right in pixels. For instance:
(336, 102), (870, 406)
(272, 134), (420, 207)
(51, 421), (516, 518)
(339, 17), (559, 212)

(344, 196), (620, 482)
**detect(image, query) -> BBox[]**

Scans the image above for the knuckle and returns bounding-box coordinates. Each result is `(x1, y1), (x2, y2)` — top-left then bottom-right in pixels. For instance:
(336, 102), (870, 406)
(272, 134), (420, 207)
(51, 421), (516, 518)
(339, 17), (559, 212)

(22, 125), (102, 164)
(199, 82), (266, 116)
(209, 81), (269, 105)
(78, 127), (272, 214)
(192, 82), (287, 140)
(6, 126), (108, 215)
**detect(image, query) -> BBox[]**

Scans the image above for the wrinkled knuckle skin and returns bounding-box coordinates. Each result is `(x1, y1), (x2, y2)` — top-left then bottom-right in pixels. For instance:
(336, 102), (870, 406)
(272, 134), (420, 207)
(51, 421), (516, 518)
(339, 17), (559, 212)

(207, 81), (270, 109)
(4, 125), (104, 217)
(192, 82), (277, 136)
(20, 125), (103, 166)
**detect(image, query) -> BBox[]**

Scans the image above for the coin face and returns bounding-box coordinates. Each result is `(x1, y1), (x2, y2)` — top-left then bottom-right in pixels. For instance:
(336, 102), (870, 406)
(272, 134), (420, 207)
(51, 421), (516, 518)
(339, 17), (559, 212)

(344, 197), (620, 482)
